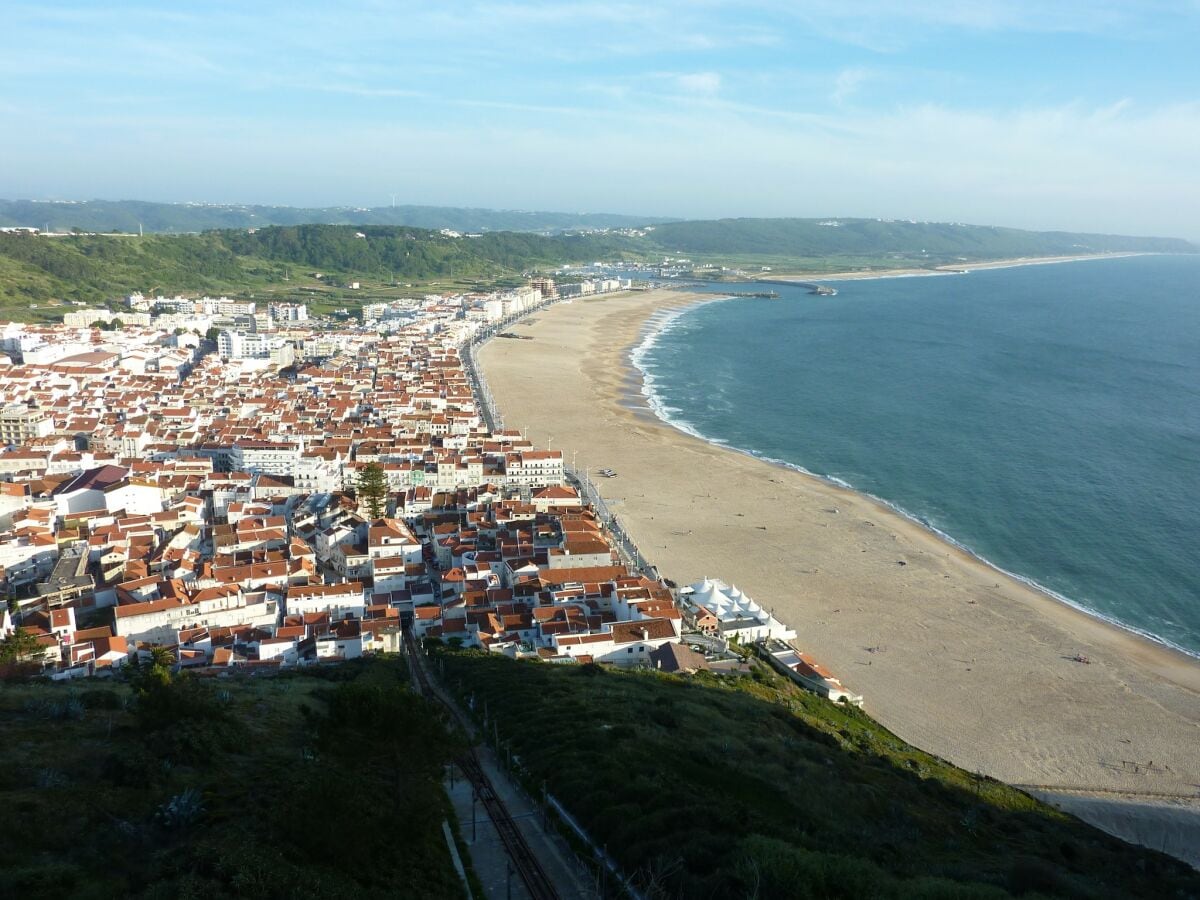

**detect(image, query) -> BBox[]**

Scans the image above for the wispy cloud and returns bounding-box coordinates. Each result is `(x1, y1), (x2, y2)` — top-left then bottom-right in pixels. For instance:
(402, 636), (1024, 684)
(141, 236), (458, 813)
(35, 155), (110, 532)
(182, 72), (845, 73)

(3, 1), (1200, 237)
(831, 68), (872, 105)
(675, 72), (722, 95)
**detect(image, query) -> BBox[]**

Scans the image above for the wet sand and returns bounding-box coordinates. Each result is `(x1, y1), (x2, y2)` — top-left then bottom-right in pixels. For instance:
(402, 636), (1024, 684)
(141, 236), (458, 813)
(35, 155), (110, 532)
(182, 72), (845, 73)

(478, 287), (1200, 858)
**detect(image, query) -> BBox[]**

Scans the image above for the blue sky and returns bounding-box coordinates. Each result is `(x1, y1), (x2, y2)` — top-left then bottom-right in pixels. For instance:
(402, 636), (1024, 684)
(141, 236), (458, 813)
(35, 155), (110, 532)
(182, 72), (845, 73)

(2, 1), (1198, 237)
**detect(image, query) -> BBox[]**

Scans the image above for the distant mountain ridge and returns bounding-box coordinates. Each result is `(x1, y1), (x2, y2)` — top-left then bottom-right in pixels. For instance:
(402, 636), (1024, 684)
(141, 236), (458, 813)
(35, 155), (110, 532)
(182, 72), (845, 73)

(647, 217), (1196, 257)
(0, 198), (669, 235)
(3, 202), (1194, 255)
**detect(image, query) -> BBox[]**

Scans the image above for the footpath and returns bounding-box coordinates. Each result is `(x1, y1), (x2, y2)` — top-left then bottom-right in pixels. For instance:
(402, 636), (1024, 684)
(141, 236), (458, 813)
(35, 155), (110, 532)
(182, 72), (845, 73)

(418, 649), (597, 899)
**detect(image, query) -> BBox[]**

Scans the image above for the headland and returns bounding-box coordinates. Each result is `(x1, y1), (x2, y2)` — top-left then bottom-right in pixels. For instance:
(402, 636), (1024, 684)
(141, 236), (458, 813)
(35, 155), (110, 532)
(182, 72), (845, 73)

(762, 251), (1152, 282)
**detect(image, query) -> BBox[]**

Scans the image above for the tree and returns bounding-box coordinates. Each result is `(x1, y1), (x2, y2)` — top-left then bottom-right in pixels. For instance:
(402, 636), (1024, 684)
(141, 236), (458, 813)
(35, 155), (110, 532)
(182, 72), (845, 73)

(356, 462), (389, 520)
(125, 645), (175, 696)
(0, 626), (43, 663)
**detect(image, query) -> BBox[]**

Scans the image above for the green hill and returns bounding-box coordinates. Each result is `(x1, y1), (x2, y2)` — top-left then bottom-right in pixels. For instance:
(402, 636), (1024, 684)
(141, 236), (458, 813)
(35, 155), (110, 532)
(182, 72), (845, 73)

(221, 223), (639, 277)
(645, 217), (1195, 260)
(0, 225), (644, 318)
(0, 198), (668, 235)
(0, 657), (471, 899)
(437, 647), (1200, 899)
(1, 219), (1194, 321)
(5, 651), (1198, 898)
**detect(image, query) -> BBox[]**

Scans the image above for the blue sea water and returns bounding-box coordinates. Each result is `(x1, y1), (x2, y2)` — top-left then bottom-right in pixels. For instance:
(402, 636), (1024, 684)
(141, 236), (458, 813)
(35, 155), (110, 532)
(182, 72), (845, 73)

(634, 255), (1200, 656)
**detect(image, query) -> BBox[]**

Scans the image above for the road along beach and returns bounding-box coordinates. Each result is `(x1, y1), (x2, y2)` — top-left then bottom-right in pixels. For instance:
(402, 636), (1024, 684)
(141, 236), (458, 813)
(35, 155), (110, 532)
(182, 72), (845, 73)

(477, 287), (1200, 862)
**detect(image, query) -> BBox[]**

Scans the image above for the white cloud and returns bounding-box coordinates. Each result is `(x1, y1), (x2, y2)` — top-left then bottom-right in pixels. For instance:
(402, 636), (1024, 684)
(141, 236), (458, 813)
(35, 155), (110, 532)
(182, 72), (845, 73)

(832, 68), (871, 105)
(7, 97), (1197, 238)
(675, 72), (722, 94)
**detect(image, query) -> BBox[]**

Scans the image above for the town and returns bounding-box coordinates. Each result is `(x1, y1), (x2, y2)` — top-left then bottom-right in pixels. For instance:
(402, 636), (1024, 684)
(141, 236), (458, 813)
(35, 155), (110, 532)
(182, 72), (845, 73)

(0, 277), (859, 708)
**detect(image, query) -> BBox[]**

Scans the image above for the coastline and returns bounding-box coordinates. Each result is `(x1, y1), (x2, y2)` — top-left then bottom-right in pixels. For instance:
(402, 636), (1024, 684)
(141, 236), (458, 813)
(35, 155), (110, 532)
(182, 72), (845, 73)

(477, 287), (1200, 844)
(629, 302), (1200, 663)
(761, 251), (1152, 283)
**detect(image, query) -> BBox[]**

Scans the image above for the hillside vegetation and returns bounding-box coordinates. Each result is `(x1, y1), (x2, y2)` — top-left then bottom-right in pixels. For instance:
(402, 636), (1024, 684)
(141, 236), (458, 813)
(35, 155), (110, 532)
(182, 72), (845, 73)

(0, 198), (666, 235)
(437, 647), (1200, 899)
(647, 217), (1195, 259)
(0, 218), (1194, 320)
(0, 658), (470, 899)
(5, 650), (1198, 898)
(0, 226), (641, 317)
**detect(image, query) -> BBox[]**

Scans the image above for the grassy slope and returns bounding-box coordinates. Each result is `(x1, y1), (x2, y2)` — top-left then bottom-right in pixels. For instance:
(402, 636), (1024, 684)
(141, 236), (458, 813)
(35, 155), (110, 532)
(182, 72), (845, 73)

(0, 658), (468, 900)
(646, 218), (1196, 261)
(0, 226), (641, 319)
(1, 220), (1194, 322)
(4, 649), (1197, 898)
(437, 648), (1200, 899)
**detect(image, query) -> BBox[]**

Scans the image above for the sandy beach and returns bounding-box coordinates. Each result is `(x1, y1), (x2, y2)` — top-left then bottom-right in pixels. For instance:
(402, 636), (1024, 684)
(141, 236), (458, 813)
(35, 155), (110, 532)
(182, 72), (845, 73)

(478, 287), (1200, 861)
(763, 251), (1150, 282)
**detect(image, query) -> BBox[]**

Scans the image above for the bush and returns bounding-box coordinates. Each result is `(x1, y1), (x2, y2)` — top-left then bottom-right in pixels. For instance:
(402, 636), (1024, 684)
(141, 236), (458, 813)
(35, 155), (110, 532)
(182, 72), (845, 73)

(1006, 857), (1064, 896)
(80, 688), (122, 709)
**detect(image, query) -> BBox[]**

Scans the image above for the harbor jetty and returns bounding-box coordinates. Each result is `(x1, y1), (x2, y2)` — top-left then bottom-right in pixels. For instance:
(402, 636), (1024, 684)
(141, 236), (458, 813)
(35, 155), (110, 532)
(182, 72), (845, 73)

(756, 280), (838, 295)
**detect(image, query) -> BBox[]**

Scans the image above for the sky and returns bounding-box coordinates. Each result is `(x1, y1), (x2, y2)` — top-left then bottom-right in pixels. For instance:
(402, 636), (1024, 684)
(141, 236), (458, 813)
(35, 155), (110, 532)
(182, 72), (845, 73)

(1, 1), (1198, 237)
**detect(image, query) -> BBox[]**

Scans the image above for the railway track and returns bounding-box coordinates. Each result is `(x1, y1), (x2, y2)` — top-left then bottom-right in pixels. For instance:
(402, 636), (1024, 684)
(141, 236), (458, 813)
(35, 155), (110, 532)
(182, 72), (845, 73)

(406, 630), (560, 900)
(1015, 784), (1200, 802)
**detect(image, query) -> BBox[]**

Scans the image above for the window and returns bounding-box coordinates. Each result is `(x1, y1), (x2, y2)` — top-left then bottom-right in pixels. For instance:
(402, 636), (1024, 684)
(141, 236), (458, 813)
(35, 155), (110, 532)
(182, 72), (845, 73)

(627, 647), (633, 654)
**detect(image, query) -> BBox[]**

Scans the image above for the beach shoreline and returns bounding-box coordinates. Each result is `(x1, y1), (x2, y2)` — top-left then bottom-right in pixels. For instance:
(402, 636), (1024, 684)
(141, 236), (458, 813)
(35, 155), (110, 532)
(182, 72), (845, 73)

(625, 297), (1200, 665)
(477, 286), (1200, 858)
(760, 251), (1153, 283)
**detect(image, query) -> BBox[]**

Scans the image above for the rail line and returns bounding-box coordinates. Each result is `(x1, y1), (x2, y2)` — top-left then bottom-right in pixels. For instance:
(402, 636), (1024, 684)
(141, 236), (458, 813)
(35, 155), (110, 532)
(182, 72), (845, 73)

(1015, 784), (1200, 802)
(406, 629), (560, 900)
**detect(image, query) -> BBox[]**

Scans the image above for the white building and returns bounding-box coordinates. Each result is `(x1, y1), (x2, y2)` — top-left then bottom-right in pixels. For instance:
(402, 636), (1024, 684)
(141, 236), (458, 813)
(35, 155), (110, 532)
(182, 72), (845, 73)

(680, 578), (796, 643)
(229, 442), (302, 477)
(269, 302), (309, 323)
(113, 588), (278, 645)
(0, 405), (54, 444)
(285, 582), (367, 620)
(551, 618), (678, 666)
(217, 330), (295, 367)
(761, 639), (863, 707)
(503, 450), (564, 489)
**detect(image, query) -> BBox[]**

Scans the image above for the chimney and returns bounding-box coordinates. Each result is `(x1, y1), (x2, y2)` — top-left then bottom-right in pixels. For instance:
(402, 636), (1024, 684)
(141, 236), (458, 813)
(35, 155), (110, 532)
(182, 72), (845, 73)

(640, 627), (649, 642)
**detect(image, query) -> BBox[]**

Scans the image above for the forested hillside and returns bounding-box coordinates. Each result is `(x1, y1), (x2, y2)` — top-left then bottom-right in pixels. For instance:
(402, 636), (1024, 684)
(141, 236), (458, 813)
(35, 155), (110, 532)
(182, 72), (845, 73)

(0, 218), (1193, 319)
(0, 225), (640, 315)
(646, 217), (1195, 258)
(0, 198), (665, 235)
(221, 224), (640, 276)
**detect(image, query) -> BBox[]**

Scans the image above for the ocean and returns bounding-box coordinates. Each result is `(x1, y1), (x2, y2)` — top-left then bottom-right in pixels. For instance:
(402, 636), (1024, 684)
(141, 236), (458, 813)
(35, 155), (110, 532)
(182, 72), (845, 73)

(633, 255), (1200, 657)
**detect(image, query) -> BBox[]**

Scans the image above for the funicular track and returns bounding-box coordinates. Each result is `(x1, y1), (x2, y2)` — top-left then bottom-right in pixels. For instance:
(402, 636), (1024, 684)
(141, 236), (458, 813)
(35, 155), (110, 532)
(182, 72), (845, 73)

(406, 629), (560, 900)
